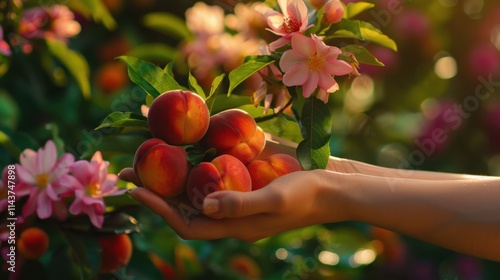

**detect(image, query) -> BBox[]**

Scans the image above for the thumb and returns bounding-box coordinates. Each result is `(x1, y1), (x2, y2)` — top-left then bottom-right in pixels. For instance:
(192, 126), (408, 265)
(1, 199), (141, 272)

(202, 189), (279, 218)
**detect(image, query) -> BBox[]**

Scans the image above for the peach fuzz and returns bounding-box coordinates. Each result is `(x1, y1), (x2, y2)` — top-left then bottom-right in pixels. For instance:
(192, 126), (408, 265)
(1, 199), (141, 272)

(134, 138), (190, 199)
(246, 153), (302, 191)
(18, 227), (49, 260)
(199, 109), (265, 165)
(186, 154), (251, 209)
(147, 90), (209, 145)
(97, 234), (133, 273)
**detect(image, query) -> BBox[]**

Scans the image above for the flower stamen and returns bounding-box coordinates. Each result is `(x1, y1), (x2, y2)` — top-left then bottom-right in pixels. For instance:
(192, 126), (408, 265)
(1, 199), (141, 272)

(307, 54), (325, 72)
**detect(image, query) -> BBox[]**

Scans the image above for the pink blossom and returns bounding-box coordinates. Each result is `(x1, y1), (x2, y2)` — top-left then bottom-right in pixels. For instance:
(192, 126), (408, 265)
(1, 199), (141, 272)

(185, 2), (225, 37)
(15, 140), (74, 220)
(323, 0), (344, 24)
(262, 0), (312, 50)
(0, 26), (11, 56)
(20, 5), (81, 43)
(279, 33), (352, 99)
(62, 151), (125, 228)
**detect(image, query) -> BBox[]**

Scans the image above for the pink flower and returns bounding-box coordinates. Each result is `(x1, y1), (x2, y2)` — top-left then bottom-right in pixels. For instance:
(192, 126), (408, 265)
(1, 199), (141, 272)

(16, 140), (74, 220)
(62, 151), (125, 228)
(0, 26), (11, 56)
(279, 33), (352, 99)
(263, 0), (312, 50)
(324, 0), (344, 24)
(20, 5), (81, 43)
(185, 2), (225, 37)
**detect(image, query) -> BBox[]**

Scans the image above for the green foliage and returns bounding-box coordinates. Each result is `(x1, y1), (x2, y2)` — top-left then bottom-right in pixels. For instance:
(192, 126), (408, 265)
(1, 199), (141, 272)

(117, 56), (182, 98)
(68, 0), (117, 30)
(227, 55), (275, 96)
(96, 112), (149, 131)
(143, 12), (192, 39)
(340, 45), (385, 66)
(46, 39), (91, 99)
(188, 71), (206, 99)
(126, 43), (177, 64)
(344, 2), (375, 19)
(296, 98), (332, 170)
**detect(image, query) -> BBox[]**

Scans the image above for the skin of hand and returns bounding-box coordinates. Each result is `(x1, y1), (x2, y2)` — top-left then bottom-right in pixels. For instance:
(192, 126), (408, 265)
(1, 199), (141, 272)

(120, 135), (500, 261)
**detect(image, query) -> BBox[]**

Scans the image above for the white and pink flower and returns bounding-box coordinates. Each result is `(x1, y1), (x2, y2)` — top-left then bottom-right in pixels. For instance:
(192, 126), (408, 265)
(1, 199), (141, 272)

(279, 33), (352, 100)
(0, 26), (11, 56)
(262, 0), (312, 51)
(15, 140), (75, 221)
(62, 151), (125, 228)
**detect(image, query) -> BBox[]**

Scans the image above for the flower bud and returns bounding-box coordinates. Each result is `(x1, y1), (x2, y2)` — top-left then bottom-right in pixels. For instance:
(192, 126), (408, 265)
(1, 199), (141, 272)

(324, 0), (344, 24)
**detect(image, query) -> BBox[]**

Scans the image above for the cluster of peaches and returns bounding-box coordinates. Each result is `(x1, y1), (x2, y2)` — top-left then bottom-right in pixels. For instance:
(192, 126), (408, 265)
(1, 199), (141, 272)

(134, 90), (301, 210)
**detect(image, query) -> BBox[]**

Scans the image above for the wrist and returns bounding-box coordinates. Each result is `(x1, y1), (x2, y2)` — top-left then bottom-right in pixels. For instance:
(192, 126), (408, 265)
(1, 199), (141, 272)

(312, 169), (356, 224)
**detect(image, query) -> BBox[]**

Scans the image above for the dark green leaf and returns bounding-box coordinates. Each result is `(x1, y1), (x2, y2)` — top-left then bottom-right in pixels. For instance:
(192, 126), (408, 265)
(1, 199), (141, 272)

(188, 72), (206, 99)
(46, 39), (90, 99)
(117, 56), (181, 98)
(340, 45), (385, 66)
(78, 134), (148, 159)
(359, 21), (398, 51)
(296, 98), (332, 170)
(344, 2), (375, 19)
(186, 147), (216, 166)
(62, 212), (141, 234)
(143, 12), (192, 39)
(228, 55), (275, 96)
(126, 43), (177, 63)
(96, 112), (149, 131)
(0, 130), (21, 159)
(68, 0), (116, 29)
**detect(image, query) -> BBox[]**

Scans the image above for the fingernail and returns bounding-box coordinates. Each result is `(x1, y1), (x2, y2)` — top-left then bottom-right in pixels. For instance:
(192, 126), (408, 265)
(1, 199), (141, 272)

(203, 198), (219, 215)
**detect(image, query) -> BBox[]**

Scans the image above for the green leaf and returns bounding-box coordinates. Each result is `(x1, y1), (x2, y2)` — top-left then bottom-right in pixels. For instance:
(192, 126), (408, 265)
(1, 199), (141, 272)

(227, 55), (275, 96)
(117, 56), (182, 98)
(206, 73), (226, 113)
(96, 112), (149, 130)
(344, 2), (375, 19)
(296, 98), (332, 170)
(340, 45), (385, 66)
(68, 0), (116, 30)
(186, 147), (216, 166)
(143, 12), (192, 39)
(127, 43), (177, 63)
(188, 72), (206, 99)
(78, 134), (148, 159)
(322, 18), (363, 40)
(359, 21), (398, 51)
(46, 39), (91, 99)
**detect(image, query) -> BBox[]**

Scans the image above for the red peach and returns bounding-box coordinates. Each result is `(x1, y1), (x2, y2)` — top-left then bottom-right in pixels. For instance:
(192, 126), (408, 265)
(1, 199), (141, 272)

(200, 109), (265, 164)
(247, 154), (302, 191)
(134, 138), (190, 198)
(148, 90), (209, 145)
(186, 154), (252, 209)
(97, 234), (133, 273)
(96, 62), (128, 94)
(18, 227), (49, 260)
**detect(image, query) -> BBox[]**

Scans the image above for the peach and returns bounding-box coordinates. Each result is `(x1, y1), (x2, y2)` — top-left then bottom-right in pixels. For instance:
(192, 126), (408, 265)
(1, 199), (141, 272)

(134, 138), (190, 198)
(246, 154), (302, 190)
(200, 109), (265, 164)
(18, 227), (49, 260)
(186, 154), (252, 209)
(97, 234), (133, 273)
(147, 90), (209, 145)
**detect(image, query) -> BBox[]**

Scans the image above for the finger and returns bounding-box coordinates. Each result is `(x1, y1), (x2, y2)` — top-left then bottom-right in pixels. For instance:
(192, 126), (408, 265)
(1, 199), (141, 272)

(129, 188), (234, 239)
(203, 188), (280, 218)
(118, 168), (143, 187)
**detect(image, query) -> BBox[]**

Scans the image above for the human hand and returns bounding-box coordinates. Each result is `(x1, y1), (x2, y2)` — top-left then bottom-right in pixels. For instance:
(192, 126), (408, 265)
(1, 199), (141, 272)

(120, 168), (346, 241)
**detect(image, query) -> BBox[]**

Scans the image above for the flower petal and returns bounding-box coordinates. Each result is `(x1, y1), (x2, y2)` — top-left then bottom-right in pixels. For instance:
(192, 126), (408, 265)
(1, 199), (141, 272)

(52, 153), (74, 179)
(22, 189), (39, 218)
(302, 72), (320, 98)
(19, 149), (37, 175)
(317, 71), (336, 91)
(16, 165), (36, 185)
(291, 33), (315, 58)
(280, 49), (305, 72)
(36, 192), (53, 219)
(269, 37), (290, 51)
(39, 140), (57, 174)
(282, 64), (309, 86)
(70, 160), (94, 185)
(326, 59), (353, 76)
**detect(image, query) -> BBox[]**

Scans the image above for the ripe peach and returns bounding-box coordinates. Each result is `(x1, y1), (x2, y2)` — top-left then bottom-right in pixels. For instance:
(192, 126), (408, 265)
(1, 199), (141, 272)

(97, 234), (133, 273)
(18, 227), (49, 260)
(247, 154), (302, 191)
(148, 90), (209, 145)
(96, 62), (128, 94)
(186, 154), (252, 209)
(200, 109), (265, 164)
(134, 138), (190, 198)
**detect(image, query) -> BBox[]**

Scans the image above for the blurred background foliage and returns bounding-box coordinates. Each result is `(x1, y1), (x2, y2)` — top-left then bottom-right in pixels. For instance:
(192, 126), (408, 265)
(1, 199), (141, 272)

(1, 0), (500, 279)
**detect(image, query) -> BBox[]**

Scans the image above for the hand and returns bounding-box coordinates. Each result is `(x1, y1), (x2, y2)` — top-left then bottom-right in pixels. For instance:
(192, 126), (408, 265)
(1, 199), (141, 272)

(120, 168), (346, 241)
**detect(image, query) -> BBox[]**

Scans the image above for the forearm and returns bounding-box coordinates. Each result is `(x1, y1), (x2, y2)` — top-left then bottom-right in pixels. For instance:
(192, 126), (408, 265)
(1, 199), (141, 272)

(327, 156), (493, 181)
(318, 170), (500, 261)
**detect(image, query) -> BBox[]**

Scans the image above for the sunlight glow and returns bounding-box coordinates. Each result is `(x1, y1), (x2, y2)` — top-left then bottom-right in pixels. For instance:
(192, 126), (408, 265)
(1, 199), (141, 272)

(434, 56), (457, 79)
(318, 251), (340, 266)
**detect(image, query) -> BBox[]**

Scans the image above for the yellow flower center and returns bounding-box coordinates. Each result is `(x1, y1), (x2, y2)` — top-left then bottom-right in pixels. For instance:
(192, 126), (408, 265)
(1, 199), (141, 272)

(307, 54), (324, 72)
(88, 182), (102, 197)
(282, 16), (300, 33)
(36, 174), (49, 188)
